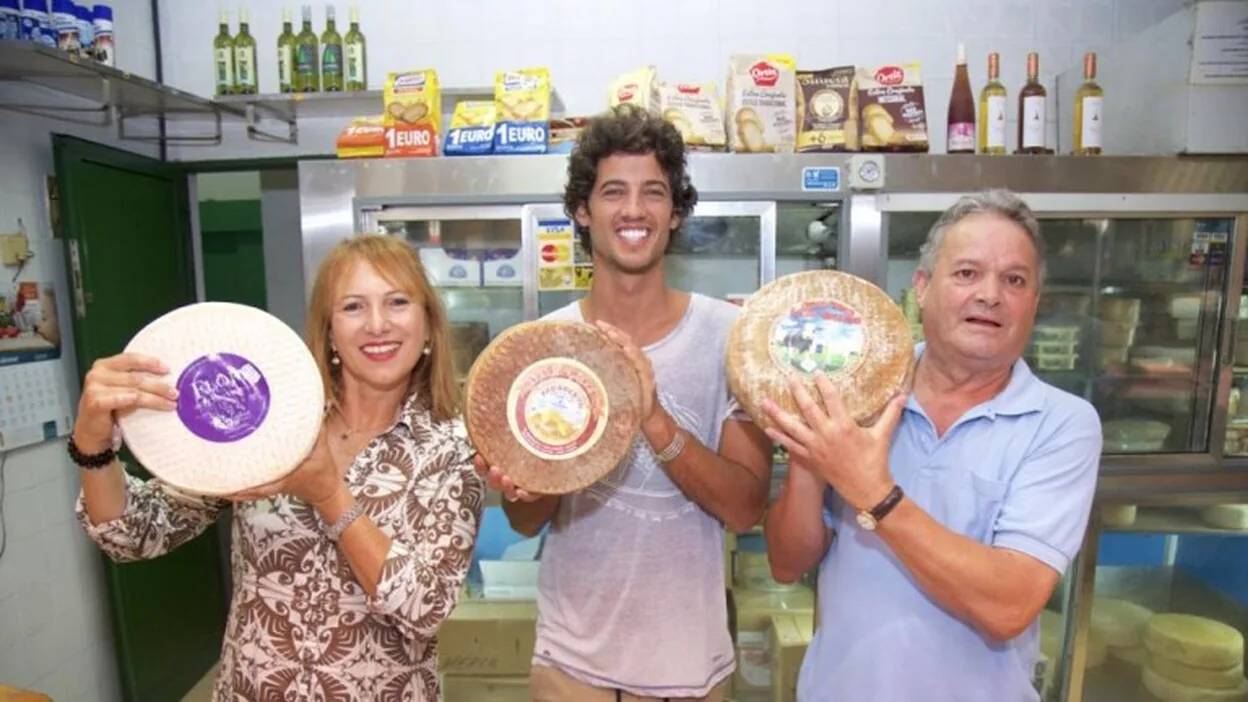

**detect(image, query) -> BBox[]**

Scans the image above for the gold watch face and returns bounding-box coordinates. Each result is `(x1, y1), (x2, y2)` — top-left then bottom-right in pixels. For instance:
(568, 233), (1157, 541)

(856, 511), (878, 531)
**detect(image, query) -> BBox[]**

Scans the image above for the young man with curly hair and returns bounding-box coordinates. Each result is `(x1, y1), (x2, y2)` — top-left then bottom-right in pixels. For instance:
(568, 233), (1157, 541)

(475, 104), (773, 701)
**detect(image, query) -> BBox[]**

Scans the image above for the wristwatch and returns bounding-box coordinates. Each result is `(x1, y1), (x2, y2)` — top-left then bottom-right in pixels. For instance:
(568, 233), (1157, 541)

(856, 485), (905, 531)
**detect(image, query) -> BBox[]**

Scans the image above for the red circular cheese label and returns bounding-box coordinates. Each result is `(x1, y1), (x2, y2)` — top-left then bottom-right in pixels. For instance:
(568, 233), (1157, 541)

(506, 358), (609, 460)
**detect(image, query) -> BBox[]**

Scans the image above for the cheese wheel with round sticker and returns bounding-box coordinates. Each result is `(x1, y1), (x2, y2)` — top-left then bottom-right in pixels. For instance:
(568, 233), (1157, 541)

(464, 320), (644, 495)
(726, 270), (914, 431)
(1142, 666), (1248, 702)
(117, 302), (325, 497)
(1145, 614), (1245, 671)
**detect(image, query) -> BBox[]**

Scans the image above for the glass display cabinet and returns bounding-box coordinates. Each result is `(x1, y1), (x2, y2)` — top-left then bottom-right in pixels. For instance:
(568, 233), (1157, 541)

(298, 154), (1248, 702)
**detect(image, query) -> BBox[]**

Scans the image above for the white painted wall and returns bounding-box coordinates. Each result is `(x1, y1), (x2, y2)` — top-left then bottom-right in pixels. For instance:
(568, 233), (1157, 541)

(0, 1), (158, 699)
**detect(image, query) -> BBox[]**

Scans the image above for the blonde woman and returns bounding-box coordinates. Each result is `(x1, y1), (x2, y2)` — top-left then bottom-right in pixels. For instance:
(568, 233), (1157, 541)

(71, 234), (485, 700)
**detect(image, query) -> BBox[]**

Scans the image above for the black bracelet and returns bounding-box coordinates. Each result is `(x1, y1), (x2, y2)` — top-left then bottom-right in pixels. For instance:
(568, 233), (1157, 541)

(67, 435), (116, 469)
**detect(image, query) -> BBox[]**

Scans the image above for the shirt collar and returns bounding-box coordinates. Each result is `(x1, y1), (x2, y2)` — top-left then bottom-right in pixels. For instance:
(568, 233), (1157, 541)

(908, 342), (1045, 420)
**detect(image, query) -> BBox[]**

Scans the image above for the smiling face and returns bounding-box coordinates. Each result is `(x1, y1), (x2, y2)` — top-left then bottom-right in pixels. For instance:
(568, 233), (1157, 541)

(913, 212), (1041, 371)
(574, 152), (682, 276)
(329, 260), (429, 394)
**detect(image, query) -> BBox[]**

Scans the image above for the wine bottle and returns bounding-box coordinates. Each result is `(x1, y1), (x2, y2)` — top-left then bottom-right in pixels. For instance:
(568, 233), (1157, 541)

(277, 7), (296, 94)
(1073, 52), (1104, 155)
(213, 10), (235, 97)
(234, 7), (257, 95)
(947, 43), (976, 154)
(1017, 52), (1047, 154)
(978, 52), (1007, 154)
(321, 5), (343, 92)
(344, 6), (367, 91)
(294, 4), (319, 92)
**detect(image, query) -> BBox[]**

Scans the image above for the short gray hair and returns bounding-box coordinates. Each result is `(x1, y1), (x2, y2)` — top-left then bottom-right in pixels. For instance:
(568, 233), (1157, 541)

(916, 189), (1046, 286)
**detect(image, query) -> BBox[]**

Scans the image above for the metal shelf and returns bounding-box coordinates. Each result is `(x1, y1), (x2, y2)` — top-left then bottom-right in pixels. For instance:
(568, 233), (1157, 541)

(0, 40), (243, 143)
(215, 84), (568, 144)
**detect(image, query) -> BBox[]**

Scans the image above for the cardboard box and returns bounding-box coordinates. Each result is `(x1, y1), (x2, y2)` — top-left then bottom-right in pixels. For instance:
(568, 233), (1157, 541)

(441, 675), (529, 702)
(770, 613), (814, 702)
(438, 598), (538, 676)
(730, 586), (815, 699)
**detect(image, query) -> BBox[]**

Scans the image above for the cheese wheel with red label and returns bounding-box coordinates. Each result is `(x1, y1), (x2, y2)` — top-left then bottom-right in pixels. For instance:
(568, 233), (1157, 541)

(464, 320), (644, 495)
(726, 270), (914, 430)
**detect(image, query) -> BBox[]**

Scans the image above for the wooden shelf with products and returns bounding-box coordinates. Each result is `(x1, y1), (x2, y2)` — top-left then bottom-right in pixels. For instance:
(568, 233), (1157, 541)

(0, 40), (245, 144)
(214, 86), (568, 145)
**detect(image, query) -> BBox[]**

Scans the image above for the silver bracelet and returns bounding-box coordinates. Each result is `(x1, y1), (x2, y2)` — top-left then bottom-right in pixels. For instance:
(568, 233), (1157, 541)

(655, 431), (687, 463)
(325, 500), (364, 542)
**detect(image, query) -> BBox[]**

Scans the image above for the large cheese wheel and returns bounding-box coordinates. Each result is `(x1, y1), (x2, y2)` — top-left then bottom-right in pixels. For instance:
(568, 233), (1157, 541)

(118, 302), (325, 496)
(1142, 666), (1248, 702)
(464, 320), (643, 495)
(1112, 645), (1147, 667)
(1145, 614), (1245, 671)
(1092, 597), (1155, 648)
(726, 270), (914, 430)
(1200, 505), (1248, 531)
(1149, 653), (1247, 691)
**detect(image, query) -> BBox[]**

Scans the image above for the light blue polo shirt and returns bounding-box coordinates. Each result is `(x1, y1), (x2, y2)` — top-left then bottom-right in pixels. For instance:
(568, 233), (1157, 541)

(797, 344), (1102, 702)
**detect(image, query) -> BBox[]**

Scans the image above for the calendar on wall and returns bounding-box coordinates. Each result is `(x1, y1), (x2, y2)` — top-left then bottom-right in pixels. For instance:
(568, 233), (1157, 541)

(0, 219), (75, 452)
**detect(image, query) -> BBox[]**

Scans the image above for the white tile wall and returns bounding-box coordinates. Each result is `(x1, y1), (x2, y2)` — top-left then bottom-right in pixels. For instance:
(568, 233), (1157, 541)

(0, 1), (156, 699)
(155, 0), (1187, 160)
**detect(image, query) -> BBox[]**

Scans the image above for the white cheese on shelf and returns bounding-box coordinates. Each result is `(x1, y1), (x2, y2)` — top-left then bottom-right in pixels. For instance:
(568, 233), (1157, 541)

(1145, 614), (1245, 671)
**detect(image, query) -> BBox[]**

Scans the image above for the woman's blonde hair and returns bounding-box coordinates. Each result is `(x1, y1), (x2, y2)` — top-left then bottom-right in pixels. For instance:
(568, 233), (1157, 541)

(305, 234), (459, 423)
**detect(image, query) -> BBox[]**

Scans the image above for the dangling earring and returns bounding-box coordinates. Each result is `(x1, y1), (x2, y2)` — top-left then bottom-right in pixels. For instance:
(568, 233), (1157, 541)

(330, 345), (340, 366)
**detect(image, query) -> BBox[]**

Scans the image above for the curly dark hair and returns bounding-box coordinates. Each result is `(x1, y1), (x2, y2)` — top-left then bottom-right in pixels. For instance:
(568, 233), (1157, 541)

(562, 104), (698, 255)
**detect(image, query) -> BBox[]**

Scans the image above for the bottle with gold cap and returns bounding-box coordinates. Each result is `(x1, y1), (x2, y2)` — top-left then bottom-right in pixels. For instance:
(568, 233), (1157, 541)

(1073, 52), (1104, 155)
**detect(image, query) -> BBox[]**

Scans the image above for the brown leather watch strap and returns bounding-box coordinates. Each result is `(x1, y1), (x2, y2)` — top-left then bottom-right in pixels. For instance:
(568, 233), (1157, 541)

(869, 485), (905, 524)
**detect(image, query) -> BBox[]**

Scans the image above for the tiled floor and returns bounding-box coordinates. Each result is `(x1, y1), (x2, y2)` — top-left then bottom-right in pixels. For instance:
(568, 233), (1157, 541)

(181, 665), (217, 702)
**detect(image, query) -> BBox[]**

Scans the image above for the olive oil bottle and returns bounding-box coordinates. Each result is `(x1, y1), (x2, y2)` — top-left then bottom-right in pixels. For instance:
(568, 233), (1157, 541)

(344, 6), (366, 91)
(233, 7), (257, 94)
(213, 10), (234, 96)
(293, 4), (319, 92)
(277, 7), (296, 94)
(320, 5), (343, 92)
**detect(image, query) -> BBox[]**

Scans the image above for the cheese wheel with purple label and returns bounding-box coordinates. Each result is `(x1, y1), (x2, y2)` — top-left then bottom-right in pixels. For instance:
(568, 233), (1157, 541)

(117, 302), (324, 496)
(464, 320), (644, 495)
(727, 270), (915, 430)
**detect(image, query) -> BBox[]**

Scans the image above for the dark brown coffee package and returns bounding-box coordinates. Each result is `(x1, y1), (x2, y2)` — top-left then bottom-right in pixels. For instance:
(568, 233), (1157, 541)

(796, 66), (859, 152)
(854, 63), (930, 152)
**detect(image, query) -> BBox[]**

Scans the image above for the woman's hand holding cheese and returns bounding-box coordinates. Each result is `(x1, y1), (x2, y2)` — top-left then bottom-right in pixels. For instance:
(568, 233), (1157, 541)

(72, 352), (178, 454)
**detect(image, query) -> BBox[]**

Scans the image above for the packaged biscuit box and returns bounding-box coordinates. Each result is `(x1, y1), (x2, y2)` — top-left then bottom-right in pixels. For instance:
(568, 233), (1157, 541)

(796, 66), (859, 152)
(725, 54), (797, 153)
(658, 81), (727, 151)
(444, 101), (497, 156)
(549, 117), (589, 154)
(609, 66), (660, 113)
(855, 63), (930, 152)
(493, 67), (552, 155)
(335, 116), (385, 159)
(383, 69), (441, 158)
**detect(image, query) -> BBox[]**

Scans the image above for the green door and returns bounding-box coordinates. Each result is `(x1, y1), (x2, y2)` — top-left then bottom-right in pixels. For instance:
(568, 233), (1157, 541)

(198, 199), (268, 308)
(53, 134), (229, 702)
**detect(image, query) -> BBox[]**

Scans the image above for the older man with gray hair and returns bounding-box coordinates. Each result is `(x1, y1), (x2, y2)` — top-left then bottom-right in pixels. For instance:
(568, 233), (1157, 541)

(762, 189), (1102, 701)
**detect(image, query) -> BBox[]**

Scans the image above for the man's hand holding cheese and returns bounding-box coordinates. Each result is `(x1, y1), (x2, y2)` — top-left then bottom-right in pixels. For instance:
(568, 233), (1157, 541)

(763, 189), (1102, 702)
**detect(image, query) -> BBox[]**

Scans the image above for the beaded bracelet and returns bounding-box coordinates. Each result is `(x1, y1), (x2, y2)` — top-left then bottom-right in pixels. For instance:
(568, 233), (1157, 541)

(325, 500), (364, 542)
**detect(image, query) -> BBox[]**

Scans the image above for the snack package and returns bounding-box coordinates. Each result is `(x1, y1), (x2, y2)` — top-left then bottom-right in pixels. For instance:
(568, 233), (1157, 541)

(444, 101), (497, 156)
(609, 66), (660, 113)
(725, 54), (797, 153)
(658, 81), (727, 151)
(549, 117), (589, 153)
(335, 115), (385, 159)
(493, 67), (552, 155)
(855, 63), (930, 152)
(796, 66), (859, 152)
(383, 69), (441, 158)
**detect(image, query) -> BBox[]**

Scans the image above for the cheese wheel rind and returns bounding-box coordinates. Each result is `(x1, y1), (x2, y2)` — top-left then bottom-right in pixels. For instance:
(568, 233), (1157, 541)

(1200, 505), (1248, 531)
(1145, 614), (1245, 671)
(1091, 597), (1155, 648)
(118, 301), (325, 496)
(1142, 666), (1248, 702)
(726, 270), (914, 430)
(1149, 652), (1246, 691)
(464, 320), (643, 495)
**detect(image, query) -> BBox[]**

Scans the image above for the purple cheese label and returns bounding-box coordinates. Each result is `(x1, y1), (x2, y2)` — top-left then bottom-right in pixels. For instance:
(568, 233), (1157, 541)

(175, 353), (270, 443)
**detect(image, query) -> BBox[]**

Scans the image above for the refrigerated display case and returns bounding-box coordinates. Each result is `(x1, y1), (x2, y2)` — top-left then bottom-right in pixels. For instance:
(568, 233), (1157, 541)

(296, 153), (1248, 702)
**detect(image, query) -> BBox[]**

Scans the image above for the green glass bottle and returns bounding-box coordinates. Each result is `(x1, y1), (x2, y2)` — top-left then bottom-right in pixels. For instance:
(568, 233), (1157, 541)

(233, 7), (257, 94)
(294, 4), (319, 92)
(213, 10), (235, 96)
(320, 5), (343, 92)
(277, 7), (296, 94)
(343, 6), (366, 91)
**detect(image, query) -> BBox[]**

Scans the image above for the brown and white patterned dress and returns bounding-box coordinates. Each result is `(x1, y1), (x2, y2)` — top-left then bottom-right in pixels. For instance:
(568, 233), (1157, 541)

(75, 393), (486, 702)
